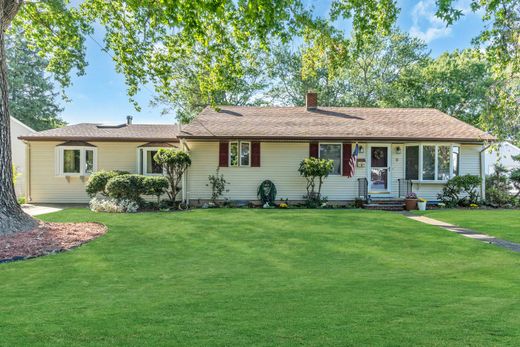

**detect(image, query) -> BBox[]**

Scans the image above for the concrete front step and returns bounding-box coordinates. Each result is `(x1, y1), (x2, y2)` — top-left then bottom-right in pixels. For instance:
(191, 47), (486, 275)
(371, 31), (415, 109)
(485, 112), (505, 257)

(363, 203), (405, 211)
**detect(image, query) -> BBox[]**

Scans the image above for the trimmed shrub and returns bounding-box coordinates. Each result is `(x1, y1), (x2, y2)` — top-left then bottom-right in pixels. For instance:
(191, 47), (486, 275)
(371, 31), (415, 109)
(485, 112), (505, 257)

(105, 174), (147, 202)
(86, 170), (129, 197)
(143, 176), (169, 205)
(89, 197), (139, 213)
(153, 149), (192, 204)
(298, 157), (334, 207)
(437, 174), (481, 207)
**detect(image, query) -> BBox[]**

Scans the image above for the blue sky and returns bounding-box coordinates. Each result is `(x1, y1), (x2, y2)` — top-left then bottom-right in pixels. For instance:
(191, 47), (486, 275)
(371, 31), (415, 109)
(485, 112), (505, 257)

(60, 0), (486, 125)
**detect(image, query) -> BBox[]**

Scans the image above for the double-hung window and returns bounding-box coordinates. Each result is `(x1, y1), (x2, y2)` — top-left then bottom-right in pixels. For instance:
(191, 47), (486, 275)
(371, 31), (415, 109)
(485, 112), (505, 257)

(230, 141), (250, 167)
(319, 143), (342, 175)
(57, 146), (97, 176)
(405, 144), (460, 181)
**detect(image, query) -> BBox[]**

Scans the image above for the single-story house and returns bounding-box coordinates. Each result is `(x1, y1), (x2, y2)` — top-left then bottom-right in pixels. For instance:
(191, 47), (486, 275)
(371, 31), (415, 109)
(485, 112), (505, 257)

(10, 116), (35, 197)
(19, 93), (494, 204)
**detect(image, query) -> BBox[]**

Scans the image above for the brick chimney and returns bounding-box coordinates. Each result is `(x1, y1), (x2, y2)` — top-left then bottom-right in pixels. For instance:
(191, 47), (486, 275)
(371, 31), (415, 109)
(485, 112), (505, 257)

(126, 115), (133, 125)
(306, 92), (317, 110)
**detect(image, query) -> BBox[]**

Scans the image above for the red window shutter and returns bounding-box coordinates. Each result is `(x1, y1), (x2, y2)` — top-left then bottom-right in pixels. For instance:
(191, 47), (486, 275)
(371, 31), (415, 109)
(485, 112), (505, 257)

(219, 142), (229, 167)
(343, 143), (352, 176)
(251, 142), (261, 167)
(309, 142), (319, 158)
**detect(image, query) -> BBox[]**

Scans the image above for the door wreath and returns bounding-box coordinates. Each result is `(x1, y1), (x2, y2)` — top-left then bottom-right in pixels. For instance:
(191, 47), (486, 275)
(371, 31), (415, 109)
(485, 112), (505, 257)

(373, 149), (385, 161)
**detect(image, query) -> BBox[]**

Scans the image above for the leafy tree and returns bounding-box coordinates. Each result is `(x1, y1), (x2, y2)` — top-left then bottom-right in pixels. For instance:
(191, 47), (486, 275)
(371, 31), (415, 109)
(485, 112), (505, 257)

(267, 31), (429, 107)
(6, 28), (65, 130)
(153, 149), (191, 205)
(298, 157), (334, 207)
(151, 50), (269, 123)
(389, 49), (494, 127)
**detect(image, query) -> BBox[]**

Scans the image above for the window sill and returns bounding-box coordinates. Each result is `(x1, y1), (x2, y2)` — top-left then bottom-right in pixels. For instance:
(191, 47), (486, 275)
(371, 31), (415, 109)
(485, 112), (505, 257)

(411, 180), (448, 184)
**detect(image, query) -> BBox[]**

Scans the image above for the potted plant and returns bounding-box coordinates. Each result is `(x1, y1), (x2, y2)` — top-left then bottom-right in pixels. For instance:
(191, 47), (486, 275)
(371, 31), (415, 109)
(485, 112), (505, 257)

(405, 192), (418, 211)
(417, 198), (427, 211)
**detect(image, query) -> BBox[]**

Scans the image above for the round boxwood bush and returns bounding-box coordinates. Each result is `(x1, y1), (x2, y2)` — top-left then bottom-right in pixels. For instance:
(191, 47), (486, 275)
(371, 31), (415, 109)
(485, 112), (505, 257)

(143, 176), (169, 204)
(105, 174), (147, 202)
(86, 170), (129, 197)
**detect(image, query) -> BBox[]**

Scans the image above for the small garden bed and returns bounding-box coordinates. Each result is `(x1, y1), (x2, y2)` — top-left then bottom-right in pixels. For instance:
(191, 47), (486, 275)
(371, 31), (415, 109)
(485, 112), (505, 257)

(0, 222), (106, 263)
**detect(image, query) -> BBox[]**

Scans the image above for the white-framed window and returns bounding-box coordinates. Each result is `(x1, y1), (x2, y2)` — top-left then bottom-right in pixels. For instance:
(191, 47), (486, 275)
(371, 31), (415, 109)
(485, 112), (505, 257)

(405, 144), (461, 181)
(229, 141), (250, 167)
(137, 148), (164, 175)
(319, 143), (342, 175)
(56, 146), (97, 176)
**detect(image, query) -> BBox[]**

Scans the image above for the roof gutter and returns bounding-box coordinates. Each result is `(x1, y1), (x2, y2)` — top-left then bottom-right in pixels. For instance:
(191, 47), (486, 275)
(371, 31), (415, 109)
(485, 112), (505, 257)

(177, 135), (492, 144)
(18, 136), (180, 142)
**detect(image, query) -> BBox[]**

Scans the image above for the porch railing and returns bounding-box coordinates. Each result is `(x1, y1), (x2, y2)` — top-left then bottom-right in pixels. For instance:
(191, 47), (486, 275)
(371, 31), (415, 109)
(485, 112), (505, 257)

(358, 178), (368, 201)
(398, 179), (413, 198)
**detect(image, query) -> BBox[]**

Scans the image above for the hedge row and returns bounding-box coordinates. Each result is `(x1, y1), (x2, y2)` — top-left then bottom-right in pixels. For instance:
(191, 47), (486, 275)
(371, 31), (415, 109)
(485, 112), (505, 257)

(86, 170), (169, 203)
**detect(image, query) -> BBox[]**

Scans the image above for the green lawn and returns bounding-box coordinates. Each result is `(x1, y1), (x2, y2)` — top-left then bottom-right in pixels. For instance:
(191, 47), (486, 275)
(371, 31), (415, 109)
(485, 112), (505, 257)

(416, 209), (520, 243)
(1, 209), (520, 346)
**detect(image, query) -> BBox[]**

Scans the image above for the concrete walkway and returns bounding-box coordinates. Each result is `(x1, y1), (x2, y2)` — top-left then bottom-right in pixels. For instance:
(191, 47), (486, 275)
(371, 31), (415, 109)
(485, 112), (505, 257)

(22, 204), (63, 216)
(402, 212), (520, 253)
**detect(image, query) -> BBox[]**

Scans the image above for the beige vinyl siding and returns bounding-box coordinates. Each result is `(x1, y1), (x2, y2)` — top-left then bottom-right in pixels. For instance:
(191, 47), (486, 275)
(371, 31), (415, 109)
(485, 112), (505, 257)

(29, 141), (146, 203)
(186, 141), (483, 202)
(186, 142), (310, 201)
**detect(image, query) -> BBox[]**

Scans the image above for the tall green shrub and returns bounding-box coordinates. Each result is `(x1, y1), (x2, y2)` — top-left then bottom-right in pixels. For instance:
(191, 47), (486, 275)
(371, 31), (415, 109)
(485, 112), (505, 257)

(298, 157), (334, 207)
(86, 170), (129, 197)
(153, 149), (192, 204)
(105, 174), (147, 203)
(486, 164), (512, 207)
(144, 176), (170, 205)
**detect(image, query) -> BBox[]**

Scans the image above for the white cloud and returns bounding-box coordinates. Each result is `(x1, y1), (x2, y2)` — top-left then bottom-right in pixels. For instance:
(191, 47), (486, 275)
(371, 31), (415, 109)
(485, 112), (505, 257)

(409, 0), (452, 43)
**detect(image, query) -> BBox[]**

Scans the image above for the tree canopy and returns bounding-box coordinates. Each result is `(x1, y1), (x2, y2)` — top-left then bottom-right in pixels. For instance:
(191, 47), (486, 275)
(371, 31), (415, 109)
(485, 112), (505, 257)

(6, 28), (65, 130)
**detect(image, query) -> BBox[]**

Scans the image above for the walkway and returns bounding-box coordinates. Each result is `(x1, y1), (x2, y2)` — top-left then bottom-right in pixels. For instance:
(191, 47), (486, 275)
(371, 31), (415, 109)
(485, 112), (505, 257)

(22, 204), (63, 216)
(402, 212), (520, 253)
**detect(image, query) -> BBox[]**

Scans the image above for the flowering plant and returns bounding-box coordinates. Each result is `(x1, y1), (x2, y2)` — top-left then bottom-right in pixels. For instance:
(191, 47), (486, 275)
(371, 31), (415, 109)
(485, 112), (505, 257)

(469, 203), (479, 208)
(418, 198), (427, 202)
(279, 203), (288, 209)
(405, 192), (418, 199)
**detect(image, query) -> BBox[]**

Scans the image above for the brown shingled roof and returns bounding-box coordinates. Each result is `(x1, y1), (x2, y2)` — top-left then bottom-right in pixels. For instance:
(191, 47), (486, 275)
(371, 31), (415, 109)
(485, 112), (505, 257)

(19, 123), (179, 142)
(179, 106), (494, 142)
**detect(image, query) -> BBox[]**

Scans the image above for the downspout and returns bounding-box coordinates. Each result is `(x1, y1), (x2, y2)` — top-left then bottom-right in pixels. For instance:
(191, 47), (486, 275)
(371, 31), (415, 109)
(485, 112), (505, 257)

(24, 141), (32, 203)
(181, 138), (189, 206)
(479, 143), (492, 202)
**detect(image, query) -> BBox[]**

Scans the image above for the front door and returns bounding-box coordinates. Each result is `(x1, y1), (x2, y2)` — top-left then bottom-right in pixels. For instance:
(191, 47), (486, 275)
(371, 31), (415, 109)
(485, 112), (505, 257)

(369, 146), (391, 194)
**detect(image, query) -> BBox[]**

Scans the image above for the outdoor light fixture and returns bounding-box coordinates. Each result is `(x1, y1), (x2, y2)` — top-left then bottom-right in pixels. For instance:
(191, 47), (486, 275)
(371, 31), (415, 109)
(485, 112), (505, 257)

(395, 146), (402, 154)
(359, 145), (364, 154)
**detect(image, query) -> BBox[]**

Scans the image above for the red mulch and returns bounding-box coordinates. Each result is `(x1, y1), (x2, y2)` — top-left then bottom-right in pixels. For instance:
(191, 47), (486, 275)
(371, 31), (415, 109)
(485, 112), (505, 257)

(0, 222), (107, 262)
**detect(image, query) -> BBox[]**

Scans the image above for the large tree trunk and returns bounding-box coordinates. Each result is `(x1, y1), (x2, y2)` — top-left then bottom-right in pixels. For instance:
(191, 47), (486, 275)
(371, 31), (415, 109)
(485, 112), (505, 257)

(0, 0), (37, 234)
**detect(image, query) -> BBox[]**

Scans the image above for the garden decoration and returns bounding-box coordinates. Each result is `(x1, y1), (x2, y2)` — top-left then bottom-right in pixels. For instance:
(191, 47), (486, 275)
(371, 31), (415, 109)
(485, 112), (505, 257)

(257, 180), (277, 206)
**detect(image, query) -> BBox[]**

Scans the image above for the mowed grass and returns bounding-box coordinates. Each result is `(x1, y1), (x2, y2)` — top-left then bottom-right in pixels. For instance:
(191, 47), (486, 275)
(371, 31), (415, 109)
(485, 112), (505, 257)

(416, 209), (520, 243)
(1, 209), (520, 346)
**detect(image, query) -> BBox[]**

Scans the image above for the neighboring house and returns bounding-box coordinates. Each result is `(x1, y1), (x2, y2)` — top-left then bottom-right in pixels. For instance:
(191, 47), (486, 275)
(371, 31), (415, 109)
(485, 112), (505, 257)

(485, 142), (520, 175)
(10, 117), (35, 197)
(19, 93), (494, 204)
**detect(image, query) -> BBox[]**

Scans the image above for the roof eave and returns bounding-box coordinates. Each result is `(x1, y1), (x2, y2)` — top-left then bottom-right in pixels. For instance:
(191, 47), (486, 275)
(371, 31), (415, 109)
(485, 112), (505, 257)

(177, 134), (494, 143)
(19, 136), (180, 142)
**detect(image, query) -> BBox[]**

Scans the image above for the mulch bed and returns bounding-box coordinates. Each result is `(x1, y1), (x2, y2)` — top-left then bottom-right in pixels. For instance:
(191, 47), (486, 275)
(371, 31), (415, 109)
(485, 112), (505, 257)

(0, 222), (107, 264)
